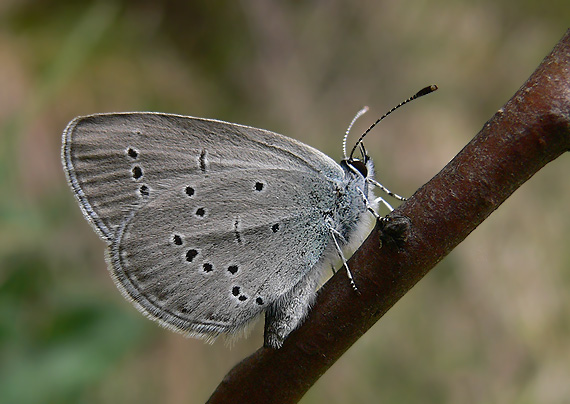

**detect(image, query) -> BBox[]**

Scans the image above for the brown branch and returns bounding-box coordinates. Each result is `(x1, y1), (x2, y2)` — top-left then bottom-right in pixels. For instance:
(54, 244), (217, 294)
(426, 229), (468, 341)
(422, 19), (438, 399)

(207, 29), (570, 404)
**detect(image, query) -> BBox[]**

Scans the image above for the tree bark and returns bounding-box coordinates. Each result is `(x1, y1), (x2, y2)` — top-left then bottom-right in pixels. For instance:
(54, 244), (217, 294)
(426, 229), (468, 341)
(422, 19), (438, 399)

(207, 29), (570, 404)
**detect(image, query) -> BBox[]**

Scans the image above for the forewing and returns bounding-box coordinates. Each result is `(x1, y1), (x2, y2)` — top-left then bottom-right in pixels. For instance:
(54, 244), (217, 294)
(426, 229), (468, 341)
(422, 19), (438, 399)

(62, 112), (343, 241)
(108, 168), (336, 338)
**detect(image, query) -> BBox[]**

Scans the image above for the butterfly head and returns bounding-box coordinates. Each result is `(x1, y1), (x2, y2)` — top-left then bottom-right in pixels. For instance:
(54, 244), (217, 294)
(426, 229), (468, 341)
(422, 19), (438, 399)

(340, 146), (375, 197)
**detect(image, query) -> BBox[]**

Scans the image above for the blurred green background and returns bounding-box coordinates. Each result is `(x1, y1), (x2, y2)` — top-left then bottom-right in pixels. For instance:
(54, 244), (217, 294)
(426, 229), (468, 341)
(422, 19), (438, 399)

(1, 1), (569, 403)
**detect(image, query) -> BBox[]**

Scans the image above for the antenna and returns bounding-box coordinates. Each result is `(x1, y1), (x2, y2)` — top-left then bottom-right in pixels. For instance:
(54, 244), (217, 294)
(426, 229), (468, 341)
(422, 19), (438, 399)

(349, 84), (438, 160)
(343, 106), (369, 159)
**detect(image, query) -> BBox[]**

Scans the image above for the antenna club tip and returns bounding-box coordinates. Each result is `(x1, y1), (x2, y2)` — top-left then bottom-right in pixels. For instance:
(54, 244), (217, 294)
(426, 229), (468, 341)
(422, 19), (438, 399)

(416, 84), (438, 97)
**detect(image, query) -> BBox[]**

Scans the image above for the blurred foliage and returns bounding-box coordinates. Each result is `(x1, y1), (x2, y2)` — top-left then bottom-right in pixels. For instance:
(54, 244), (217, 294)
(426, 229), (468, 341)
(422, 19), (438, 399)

(1, 1), (569, 403)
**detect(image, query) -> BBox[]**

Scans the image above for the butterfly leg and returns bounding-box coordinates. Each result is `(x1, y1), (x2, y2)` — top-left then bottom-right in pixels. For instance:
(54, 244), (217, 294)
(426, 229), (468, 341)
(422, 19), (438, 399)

(373, 195), (395, 213)
(264, 266), (323, 349)
(368, 178), (407, 201)
(330, 264), (337, 274)
(357, 188), (389, 219)
(328, 226), (359, 293)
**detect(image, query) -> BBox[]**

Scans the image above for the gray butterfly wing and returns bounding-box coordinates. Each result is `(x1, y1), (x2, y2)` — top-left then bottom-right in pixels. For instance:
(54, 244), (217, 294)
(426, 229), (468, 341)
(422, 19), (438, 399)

(109, 168), (338, 338)
(62, 112), (343, 241)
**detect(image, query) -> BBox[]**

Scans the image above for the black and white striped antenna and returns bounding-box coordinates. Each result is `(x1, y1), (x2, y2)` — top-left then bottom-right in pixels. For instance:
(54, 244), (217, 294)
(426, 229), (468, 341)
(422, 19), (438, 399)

(349, 84), (438, 160)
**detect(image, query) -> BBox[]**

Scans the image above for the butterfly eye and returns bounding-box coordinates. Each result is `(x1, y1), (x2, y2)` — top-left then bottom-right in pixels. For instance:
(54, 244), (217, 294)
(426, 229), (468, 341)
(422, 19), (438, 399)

(350, 160), (368, 177)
